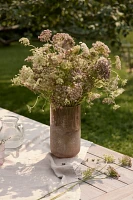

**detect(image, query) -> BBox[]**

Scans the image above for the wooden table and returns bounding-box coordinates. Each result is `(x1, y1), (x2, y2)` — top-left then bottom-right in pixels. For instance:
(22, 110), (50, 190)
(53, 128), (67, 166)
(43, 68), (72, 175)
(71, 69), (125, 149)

(0, 108), (133, 200)
(80, 144), (133, 200)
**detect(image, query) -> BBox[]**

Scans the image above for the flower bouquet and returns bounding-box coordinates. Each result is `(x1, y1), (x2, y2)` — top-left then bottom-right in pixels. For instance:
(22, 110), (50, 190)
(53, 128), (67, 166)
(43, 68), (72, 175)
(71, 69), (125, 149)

(12, 30), (126, 110)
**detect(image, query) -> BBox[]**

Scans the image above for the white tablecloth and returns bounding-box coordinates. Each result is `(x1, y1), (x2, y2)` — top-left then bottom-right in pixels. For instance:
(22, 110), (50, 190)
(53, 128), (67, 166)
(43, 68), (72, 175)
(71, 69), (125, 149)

(0, 108), (92, 200)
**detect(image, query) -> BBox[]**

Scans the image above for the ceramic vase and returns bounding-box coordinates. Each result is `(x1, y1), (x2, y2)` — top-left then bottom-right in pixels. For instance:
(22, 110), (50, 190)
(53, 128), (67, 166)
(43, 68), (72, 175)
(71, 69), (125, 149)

(50, 105), (81, 158)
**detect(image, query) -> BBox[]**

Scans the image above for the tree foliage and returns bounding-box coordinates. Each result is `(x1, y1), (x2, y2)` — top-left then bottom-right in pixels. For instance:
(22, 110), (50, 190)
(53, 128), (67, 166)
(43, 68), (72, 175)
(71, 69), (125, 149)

(0, 0), (133, 45)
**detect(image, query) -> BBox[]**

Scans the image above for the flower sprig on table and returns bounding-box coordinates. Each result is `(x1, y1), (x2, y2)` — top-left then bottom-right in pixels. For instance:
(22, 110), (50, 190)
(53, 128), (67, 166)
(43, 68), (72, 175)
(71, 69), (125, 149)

(103, 154), (115, 163)
(36, 153), (132, 200)
(103, 154), (132, 167)
(12, 29), (126, 110)
(119, 155), (132, 167)
(37, 162), (120, 200)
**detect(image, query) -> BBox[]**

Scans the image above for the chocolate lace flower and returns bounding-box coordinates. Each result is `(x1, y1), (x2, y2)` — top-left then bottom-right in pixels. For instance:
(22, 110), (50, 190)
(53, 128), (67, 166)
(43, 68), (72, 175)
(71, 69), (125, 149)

(52, 33), (75, 50)
(38, 29), (52, 42)
(95, 57), (110, 79)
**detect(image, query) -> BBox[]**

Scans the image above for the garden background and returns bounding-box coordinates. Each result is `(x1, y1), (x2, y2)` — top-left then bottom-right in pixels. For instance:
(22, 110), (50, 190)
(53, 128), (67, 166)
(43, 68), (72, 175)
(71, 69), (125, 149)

(0, 0), (133, 156)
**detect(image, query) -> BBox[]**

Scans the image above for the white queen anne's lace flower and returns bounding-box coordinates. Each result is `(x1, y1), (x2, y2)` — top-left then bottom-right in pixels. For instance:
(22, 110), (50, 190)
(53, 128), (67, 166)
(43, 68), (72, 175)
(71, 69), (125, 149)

(115, 56), (121, 70)
(19, 38), (30, 46)
(113, 104), (120, 110)
(80, 42), (90, 57)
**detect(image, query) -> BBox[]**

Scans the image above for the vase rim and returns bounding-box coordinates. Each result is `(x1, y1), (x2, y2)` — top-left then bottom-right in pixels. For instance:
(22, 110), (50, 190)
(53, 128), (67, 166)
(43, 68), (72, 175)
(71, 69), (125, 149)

(50, 104), (81, 109)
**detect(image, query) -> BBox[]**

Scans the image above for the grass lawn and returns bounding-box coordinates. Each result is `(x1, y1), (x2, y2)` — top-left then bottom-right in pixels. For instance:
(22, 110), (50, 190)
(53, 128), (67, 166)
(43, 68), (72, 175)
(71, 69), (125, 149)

(0, 41), (133, 157)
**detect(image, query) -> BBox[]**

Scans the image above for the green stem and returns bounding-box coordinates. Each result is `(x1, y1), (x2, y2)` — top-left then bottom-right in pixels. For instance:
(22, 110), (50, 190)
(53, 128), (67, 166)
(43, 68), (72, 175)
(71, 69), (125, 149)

(41, 99), (47, 112)
(50, 182), (80, 200)
(27, 96), (40, 112)
(29, 44), (36, 48)
(36, 180), (80, 200)
(111, 70), (122, 81)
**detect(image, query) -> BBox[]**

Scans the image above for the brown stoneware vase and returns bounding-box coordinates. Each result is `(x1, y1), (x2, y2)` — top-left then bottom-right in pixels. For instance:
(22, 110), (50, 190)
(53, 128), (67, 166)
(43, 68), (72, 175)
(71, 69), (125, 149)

(50, 105), (81, 158)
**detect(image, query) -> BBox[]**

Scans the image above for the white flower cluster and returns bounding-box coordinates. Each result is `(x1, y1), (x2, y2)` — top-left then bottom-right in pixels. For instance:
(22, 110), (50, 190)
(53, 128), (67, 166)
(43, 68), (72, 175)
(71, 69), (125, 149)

(19, 38), (30, 46)
(115, 56), (121, 70)
(12, 30), (126, 109)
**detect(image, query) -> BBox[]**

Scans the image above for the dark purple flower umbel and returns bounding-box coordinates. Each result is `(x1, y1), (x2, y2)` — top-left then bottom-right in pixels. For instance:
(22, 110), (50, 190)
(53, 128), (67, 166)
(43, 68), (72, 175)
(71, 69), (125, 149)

(38, 29), (52, 42)
(52, 33), (75, 50)
(95, 57), (110, 79)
